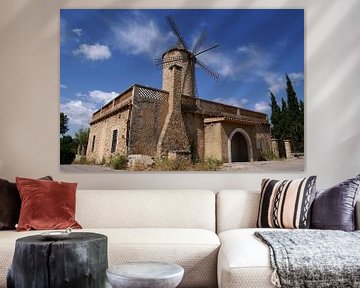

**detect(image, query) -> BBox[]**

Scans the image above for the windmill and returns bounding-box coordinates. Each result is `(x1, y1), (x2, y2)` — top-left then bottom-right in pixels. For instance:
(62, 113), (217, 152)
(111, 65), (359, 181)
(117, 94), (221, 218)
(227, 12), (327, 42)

(155, 15), (220, 98)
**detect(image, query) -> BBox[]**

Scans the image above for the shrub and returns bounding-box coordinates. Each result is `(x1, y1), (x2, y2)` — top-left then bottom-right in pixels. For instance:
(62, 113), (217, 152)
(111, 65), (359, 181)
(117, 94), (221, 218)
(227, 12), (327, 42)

(73, 156), (90, 164)
(194, 157), (222, 171)
(108, 154), (128, 170)
(259, 150), (278, 161)
(151, 158), (190, 171)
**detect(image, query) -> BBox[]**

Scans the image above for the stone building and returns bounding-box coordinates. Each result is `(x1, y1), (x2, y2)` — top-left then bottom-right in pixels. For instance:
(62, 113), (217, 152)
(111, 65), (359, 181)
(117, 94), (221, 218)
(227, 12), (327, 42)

(86, 46), (271, 164)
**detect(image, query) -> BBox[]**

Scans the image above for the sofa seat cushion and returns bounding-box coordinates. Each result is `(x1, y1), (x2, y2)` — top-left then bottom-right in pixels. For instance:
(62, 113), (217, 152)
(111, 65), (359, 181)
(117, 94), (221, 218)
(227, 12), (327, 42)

(218, 228), (281, 288)
(0, 228), (219, 288)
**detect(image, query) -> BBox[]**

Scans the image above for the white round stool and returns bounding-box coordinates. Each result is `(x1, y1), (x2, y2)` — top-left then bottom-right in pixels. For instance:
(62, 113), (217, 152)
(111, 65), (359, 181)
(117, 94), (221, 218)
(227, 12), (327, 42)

(106, 262), (184, 288)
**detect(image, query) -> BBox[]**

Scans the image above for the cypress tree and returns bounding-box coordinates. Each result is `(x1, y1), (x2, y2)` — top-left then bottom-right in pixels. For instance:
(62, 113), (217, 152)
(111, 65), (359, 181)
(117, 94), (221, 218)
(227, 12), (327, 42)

(269, 90), (281, 140)
(268, 74), (304, 157)
(285, 74), (303, 153)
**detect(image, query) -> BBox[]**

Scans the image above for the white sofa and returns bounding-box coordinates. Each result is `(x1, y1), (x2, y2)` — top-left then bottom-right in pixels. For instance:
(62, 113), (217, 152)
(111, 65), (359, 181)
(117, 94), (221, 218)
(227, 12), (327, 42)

(216, 190), (360, 288)
(1, 189), (359, 288)
(0, 190), (220, 288)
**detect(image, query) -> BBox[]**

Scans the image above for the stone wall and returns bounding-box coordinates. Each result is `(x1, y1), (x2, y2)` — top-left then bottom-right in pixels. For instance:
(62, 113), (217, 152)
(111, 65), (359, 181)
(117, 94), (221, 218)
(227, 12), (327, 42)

(255, 123), (272, 155)
(87, 108), (130, 163)
(182, 111), (205, 161)
(127, 86), (169, 156)
(204, 122), (224, 161)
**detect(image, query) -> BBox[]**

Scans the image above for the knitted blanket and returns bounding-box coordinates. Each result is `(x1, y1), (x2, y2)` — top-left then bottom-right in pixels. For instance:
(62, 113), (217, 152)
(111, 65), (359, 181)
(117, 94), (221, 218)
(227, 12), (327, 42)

(255, 230), (360, 288)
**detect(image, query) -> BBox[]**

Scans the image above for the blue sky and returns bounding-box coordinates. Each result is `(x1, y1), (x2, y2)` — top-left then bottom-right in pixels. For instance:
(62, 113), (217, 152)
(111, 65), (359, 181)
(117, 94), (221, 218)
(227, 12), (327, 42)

(60, 9), (304, 135)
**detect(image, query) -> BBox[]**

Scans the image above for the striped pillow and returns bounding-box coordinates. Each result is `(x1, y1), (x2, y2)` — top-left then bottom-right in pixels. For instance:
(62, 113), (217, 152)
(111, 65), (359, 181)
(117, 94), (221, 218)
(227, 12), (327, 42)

(257, 176), (317, 229)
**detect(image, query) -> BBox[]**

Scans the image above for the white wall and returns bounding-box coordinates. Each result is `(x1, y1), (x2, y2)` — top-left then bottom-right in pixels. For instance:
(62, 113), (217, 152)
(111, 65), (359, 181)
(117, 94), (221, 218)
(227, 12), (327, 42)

(0, 0), (359, 190)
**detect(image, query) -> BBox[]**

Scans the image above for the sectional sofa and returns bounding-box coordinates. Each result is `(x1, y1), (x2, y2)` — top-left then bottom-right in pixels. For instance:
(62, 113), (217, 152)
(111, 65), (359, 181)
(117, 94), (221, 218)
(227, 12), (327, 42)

(0, 189), (359, 288)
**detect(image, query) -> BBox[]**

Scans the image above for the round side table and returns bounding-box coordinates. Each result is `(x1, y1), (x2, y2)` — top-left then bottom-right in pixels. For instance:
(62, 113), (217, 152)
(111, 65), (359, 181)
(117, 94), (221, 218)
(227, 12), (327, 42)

(106, 262), (184, 288)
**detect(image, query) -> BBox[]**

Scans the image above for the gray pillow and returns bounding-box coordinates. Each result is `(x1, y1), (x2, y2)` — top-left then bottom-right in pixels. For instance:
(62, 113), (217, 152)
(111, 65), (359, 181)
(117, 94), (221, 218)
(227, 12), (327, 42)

(311, 174), (360, 231)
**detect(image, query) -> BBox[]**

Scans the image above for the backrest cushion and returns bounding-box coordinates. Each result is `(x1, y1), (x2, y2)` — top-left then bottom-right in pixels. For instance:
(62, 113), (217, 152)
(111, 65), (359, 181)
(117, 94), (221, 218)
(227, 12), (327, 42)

(76, 190), (216, 231)
(216, 190), (260, 233)
(0, 179), (20, 230)
(257, 176), (317, 229)
(311, 175), (360, 231)
(0, 176), (53, 230)
(16, 177), (81, 231)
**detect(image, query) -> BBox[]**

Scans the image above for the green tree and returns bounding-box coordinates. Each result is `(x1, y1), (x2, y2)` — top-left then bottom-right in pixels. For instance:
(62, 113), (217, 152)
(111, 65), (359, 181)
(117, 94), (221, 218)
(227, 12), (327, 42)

(60, 135), (76, 164)
(269, 90), (281, 140)
(285, 74), (303, 152)
(60, 112), (69, 136)
(268, 74), (304, 157)
(74, 128), (90, 156)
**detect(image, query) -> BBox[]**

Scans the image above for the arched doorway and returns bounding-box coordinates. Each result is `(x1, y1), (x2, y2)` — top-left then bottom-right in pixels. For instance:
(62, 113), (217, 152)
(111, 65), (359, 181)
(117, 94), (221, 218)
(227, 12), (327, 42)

(227, 128), (253, 163)
(231, 132), (248, 162)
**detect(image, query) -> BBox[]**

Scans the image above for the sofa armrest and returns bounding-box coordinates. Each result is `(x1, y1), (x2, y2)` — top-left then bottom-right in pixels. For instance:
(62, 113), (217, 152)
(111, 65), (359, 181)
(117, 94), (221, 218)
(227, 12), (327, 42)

(356, 200), (360, 230)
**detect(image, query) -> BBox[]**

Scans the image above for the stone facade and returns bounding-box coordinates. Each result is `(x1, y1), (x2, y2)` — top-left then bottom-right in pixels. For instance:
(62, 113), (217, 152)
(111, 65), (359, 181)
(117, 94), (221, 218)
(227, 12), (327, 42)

(127, 86), (169, 156)
(86, 88), (132, 163)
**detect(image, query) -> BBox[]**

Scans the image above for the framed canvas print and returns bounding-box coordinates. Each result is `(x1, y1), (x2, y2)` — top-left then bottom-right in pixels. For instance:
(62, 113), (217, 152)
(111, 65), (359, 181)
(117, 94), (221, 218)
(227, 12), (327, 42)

(60, 9), (304, 172)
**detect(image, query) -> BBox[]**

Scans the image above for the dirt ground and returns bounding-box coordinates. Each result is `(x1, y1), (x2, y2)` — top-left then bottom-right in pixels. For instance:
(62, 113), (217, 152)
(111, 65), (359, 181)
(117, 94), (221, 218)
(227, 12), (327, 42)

(220, 158), (304, 172)
(61, 158), (304, 172)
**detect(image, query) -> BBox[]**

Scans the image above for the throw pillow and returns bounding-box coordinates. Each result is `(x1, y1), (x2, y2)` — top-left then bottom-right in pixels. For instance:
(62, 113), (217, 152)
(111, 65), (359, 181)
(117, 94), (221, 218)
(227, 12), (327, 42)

(16, 177), (82, 231)
(311, 174), (360, 231)
(0, 176), (53, 230)
(257, 176), (317, 229)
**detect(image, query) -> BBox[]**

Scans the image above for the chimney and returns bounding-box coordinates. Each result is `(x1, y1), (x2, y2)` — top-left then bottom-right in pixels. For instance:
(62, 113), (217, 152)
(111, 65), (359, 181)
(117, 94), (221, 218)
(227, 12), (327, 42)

(157, 64), (190, 157)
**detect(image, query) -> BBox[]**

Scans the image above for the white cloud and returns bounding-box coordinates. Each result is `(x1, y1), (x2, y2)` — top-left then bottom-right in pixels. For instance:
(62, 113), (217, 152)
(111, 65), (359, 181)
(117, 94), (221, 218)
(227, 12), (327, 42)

(60, 100), (95, 128)
(261, 71), (304, 94)
(237, 44), (274, 77)
(72, 28), (83, 37)
(112, 13), (174, 56)
(73, 44), (112, 61)
(197, 43), (273, 81)
(237, 44), (262, 59)
(60, 90), (118, 132)
(213, 97), (249, 107)
(60, 84), (67, 89)
(198, 51), (235, 79)
(88, 90), (118, 104)
(254, 101), (270, 113)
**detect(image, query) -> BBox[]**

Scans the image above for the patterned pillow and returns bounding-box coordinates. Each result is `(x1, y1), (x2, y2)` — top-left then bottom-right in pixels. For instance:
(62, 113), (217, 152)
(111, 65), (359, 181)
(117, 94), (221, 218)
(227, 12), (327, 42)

(257, 176), (317, 229)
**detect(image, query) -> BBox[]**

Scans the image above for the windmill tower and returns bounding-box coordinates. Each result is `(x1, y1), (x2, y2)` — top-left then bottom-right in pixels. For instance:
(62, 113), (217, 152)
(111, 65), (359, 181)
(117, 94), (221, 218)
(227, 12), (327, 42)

(155, 16), (220, 98)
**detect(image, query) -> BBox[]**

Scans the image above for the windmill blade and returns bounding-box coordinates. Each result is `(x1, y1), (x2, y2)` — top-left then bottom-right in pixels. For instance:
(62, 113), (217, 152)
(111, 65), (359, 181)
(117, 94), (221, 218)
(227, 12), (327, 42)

(192, 31), (208, 54)
(194, 44), (219, 57)
(166, 15), (189, 51)
(196, 59), (220, 80)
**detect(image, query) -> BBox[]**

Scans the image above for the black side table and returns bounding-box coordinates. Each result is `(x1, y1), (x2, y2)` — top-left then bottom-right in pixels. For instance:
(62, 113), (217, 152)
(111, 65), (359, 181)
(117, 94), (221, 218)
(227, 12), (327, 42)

(7, 232), (108, 288)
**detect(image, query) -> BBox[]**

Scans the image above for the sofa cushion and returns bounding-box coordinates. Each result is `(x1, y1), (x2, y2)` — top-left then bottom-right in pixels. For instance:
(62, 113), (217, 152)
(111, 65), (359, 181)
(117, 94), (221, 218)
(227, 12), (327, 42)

(311, 174), (360, 231)
(218, 228), (277, 288)
(0, 228), (220, 288)
(216, 190), (260, 233)
(0, 179), (20, 230)
(257, 177), (317, 229)
(16, 177), (81, 231)
(0, 176), (52, 230)
(76, 190), (216, 231)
